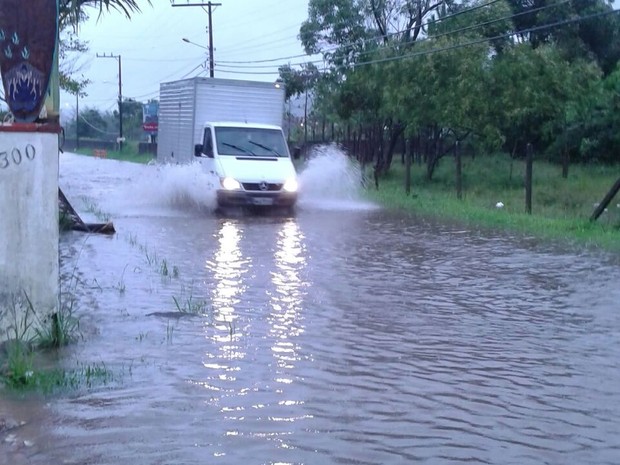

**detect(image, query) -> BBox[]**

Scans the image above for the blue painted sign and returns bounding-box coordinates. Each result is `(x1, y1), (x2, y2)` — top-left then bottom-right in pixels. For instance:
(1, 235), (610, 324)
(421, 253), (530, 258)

(0, 0), (58, 122)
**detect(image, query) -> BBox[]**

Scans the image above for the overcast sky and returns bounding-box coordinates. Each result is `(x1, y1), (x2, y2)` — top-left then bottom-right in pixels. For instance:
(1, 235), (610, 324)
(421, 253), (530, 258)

(60, 0), (311, 116)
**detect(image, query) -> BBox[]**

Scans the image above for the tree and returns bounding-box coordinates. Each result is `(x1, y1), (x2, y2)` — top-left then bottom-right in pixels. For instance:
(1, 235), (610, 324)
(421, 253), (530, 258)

(74, 107), (108, 138)
(504, 0), (620, 75)
(299, 0), (370, 70)
(490, 44), (602, 162)
(278, 63), (321, 101)
(115, 98), (144, 140)
(571, 64), (620, 164)
(59, 0), (150, 25)
(299, 0), (460, 174)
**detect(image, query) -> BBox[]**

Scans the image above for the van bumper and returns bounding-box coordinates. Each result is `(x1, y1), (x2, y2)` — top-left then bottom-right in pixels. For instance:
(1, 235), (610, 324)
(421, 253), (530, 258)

(217, 190), (297, 208)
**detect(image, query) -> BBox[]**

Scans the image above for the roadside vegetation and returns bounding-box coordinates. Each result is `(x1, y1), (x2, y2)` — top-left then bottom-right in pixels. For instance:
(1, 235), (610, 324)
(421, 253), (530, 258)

(73, 144), (155, 164)
(360, 153), (619, 251)
(0, 291), (113, 393)
(277, 0), (620, 251)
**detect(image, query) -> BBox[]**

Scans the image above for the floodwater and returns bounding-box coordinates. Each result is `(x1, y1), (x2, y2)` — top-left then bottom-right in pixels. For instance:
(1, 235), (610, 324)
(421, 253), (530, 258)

(2, 147), (620, 464)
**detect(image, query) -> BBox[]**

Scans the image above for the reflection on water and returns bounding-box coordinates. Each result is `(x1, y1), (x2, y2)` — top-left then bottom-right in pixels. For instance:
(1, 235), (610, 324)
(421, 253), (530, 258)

(269, 221), (309, 432)
(207, 220), (247, 331)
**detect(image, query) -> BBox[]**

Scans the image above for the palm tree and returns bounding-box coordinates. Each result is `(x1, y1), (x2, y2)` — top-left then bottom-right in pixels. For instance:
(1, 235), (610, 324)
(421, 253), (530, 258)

(60, 0), (150, 25)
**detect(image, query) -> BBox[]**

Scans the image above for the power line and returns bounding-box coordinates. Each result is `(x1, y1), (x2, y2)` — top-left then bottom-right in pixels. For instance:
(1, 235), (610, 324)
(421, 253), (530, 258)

(217, 21), (303, 55)
(215, 68), (280, 76)
(216, 0), (593, 74)
(218, 7), (619, 79)
(212, 0), (525, 66)
(343, 7), (620, 71)
(78, 113), (117, 136)
(141, 7), (620, 87)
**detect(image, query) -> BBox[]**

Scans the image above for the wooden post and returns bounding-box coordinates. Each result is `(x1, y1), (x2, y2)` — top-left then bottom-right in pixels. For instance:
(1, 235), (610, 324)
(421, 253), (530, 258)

(562, 124), (569, 179)
(525, 143), (533, 214)
(405, 143), (412, 196)
(590, 177), (620, 222)
(455, 141), (462, 200)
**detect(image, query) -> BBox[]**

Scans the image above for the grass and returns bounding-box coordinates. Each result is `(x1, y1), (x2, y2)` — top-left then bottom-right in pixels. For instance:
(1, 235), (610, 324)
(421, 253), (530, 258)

(80, 196), (111, 222)
(366, 153), (620, 252)
(75, 143), (154, 165)
(0, 291), (104, 393)
(172, 294), (211, 315)
(0, 354), (113, 393)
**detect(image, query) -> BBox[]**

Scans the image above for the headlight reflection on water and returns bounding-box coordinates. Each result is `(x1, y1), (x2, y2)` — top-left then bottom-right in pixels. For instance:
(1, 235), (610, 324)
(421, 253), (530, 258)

(198, 219), (312, 445)
(270, 220), (308, 370)
(204, 220), (248, 361)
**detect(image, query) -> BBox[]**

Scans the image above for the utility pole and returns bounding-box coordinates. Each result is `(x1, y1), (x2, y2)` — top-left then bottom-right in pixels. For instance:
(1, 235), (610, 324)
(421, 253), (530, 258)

(171, 1), (221, 78)
(75, 92), (79, 150)
(96, 53), (124, 150)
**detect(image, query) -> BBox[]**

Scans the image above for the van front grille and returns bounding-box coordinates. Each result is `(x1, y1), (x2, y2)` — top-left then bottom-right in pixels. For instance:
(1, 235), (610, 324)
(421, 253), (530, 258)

(242, 182), (282, 192)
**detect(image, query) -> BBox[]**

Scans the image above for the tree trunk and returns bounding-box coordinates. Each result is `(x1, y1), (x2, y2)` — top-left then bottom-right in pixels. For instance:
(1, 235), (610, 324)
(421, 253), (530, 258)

(455, 141), (462, 200)
(426, 125), (439, 181)
(377, 123), (405, 176)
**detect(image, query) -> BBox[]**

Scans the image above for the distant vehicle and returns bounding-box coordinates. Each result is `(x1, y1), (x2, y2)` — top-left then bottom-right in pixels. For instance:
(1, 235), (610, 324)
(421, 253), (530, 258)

(157, 77), (298, 211)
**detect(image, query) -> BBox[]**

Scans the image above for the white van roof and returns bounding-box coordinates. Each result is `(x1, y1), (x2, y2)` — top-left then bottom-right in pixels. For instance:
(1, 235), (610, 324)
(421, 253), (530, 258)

(205, 122), (283, 130)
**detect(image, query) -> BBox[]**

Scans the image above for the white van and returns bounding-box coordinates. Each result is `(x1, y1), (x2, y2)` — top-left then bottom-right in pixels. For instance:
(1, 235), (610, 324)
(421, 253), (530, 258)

(157, 77), (297, 210)
(194, 122), (298, 209)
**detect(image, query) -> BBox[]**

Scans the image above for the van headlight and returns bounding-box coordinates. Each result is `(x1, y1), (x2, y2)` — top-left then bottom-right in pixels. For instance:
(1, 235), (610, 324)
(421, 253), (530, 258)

(283, 177), (298, 193)
(221, 177), (242, 190)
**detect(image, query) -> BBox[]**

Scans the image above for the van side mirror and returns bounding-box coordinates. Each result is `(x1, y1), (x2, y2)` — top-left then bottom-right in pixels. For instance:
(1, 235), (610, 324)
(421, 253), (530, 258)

(194, 144), (203, 157)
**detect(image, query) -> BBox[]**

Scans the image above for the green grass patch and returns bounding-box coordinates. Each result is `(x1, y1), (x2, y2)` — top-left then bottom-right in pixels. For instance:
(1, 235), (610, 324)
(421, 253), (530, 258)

(367, 154), (620, 252)
(0, 291), (111, 394)
(75, 143), (154, 164)
(0, 345), (113, 393)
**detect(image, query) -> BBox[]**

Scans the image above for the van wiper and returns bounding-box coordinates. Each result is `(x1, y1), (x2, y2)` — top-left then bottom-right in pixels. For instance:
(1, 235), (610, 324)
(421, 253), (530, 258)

(222, 142), (255, 155)
(248, 141), (281, 157)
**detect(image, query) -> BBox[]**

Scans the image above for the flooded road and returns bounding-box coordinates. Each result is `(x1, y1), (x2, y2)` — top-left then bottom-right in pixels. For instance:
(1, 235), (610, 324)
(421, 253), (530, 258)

(3, 150), (620, 464)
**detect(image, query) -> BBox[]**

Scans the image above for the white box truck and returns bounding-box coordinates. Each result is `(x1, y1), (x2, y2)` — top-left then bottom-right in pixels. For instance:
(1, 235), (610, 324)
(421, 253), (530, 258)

(157, 77), (298, 209)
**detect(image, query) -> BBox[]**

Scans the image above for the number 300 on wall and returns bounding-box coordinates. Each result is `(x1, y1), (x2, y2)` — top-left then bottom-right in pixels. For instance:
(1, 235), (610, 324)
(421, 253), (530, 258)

(0, 145), (36, 169)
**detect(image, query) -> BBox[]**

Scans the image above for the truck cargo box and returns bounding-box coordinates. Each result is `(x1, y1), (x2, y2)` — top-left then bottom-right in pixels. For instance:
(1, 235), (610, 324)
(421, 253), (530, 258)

(157, 77), (285, 164)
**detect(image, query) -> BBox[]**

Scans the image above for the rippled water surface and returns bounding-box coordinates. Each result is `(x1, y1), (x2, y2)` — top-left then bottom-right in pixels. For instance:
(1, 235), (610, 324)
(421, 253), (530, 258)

(3, 150), (620, 464)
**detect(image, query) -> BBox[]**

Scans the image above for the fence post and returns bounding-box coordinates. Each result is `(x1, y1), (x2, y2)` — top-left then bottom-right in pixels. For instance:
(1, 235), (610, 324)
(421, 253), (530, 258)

(590, 177), (620, 222)
(525, 143), (533, 214)
(405, 141), (412, 196)
(455, 141), (462, 200)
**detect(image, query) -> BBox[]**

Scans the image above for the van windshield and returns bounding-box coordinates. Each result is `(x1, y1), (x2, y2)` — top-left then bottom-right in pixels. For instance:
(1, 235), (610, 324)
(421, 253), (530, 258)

(215, 127), (289, 158)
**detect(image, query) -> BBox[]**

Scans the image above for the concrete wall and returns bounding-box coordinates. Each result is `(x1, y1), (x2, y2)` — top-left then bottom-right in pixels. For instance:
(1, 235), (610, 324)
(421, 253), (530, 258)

(0, 127), (59, 342)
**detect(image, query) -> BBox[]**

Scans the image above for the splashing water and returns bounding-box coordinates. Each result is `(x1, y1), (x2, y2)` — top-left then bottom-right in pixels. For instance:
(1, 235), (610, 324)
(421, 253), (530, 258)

(297, 144), (377, 211)
(59, 153), (218, 218)
(61, 150), (375, 218)
(125, 161), (218, 214)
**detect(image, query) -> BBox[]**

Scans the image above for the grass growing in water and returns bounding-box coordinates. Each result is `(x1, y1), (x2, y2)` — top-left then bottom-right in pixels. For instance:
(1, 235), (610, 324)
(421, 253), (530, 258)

(0, 291), (111, 393)
(172, 294), (211, 315)
(367, 154), (620, 251)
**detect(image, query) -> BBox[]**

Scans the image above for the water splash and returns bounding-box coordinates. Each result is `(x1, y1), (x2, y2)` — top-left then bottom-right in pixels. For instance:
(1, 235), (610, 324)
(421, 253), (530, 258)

(61, 150), (375, 218)
(115, 161), (218, 215)
(297, 144), (377, 211)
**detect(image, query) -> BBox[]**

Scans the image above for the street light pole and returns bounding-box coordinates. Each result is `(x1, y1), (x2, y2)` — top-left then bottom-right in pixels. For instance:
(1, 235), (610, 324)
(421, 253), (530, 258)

(172, 1), (221, 78)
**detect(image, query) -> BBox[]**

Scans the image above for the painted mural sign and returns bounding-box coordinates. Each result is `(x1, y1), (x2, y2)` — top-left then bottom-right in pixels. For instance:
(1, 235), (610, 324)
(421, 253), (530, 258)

(0, 0), (58, 122)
